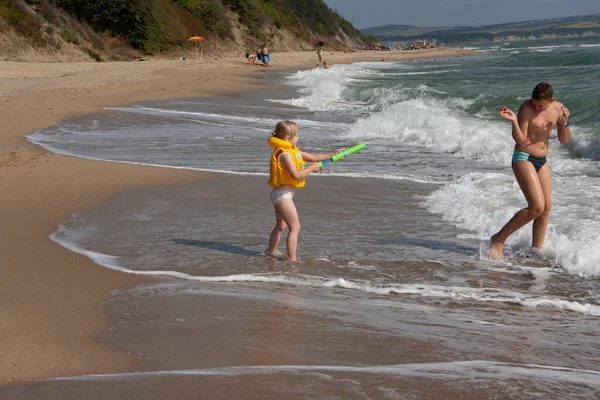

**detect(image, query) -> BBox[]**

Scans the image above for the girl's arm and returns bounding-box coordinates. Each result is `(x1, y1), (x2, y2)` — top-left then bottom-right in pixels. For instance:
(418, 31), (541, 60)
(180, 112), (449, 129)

(280, 153), (320, 180)
(301, 150), (336, 162)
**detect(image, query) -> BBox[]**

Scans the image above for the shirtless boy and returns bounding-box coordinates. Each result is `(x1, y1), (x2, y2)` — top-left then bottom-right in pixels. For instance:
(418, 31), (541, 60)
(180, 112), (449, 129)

(490, 82), (571, 260)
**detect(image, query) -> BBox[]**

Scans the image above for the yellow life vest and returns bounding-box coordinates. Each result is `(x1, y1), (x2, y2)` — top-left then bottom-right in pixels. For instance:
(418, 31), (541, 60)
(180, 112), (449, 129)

(268, 136), (306, 188)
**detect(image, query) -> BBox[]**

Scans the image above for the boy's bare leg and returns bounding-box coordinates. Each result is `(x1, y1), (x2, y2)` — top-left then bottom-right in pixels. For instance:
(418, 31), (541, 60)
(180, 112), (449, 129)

(267, 208), (287, 256)
(272, 199), (300, 262)
(532, 163), (552, 248)
(490, 162), (545, 259)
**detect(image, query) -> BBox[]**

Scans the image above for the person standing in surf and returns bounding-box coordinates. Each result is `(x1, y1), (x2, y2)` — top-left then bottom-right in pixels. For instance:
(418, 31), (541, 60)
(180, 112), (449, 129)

(266, 121), (336, 262)
(316, 41), (324, 64)
(490, 82), (571, 260)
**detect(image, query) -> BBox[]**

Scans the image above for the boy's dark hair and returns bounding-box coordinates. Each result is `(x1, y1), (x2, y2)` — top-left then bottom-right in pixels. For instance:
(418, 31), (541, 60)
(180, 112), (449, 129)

(532, 82), (553, 100)
(245, 52), (250, 58)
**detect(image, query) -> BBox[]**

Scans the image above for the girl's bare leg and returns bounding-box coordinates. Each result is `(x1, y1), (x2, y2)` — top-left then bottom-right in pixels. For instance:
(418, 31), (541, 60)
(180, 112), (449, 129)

(270, 199), (300, 262)
(267, 207), (287, 256)
(532, 163), (551, 248)
(490, 161), (545, 259)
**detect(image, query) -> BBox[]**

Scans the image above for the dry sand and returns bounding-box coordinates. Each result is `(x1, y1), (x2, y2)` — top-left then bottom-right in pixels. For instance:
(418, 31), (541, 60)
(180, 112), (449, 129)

(0, 47), (472, 385)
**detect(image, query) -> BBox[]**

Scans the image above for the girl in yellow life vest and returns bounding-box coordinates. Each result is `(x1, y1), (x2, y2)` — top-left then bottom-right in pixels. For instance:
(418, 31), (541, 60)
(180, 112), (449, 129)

(267, 120), (337, 262)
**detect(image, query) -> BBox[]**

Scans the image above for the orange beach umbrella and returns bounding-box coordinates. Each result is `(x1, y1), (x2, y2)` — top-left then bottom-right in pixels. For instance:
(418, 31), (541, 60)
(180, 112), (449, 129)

(187, 36), (205, 59)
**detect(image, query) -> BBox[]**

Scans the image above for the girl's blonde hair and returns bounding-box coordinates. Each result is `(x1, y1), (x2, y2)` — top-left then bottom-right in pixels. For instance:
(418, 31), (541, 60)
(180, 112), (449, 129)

(272, 120), (298, 139)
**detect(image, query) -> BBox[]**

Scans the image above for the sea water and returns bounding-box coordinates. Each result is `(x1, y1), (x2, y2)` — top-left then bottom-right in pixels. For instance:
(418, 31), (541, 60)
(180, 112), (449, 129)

(24, 37), (600, 397)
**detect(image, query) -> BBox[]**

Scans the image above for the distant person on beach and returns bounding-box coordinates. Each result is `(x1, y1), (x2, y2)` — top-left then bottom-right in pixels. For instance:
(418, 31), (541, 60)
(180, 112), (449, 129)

(258, 45), (271, 67)
(266, 121), (337, 262)
(322, 61), (329, 69)
(246, 52), (257, 64)
(255, 47), (264, 65)
(490, 82), (571, 260)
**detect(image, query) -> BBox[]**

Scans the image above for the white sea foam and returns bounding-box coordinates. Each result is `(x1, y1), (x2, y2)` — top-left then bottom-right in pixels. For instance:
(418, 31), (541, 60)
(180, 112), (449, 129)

(341, 97), (512, 165)
(387, 69), (464, 76)
(425, 172), (600, 277)
(562, 124), (600, 164)
(273, 65), (376, 111)
(338, 61), (409, 70)
(275, 63), (457, 112)
(501, 44), (574, 52)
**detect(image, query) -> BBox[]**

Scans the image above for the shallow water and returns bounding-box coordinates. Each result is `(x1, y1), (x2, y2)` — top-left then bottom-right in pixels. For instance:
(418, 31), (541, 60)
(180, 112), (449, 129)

(32, 173), (598, 399)
(29, 37), (600, 277)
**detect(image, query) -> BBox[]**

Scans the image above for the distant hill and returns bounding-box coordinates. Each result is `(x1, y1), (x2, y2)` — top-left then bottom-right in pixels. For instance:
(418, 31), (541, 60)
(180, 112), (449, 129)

(363, 14), (600, 44)
(0, 0), (376, 61)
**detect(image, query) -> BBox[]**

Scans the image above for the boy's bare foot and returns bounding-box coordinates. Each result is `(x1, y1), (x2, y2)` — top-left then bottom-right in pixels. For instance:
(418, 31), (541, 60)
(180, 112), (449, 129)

(489, 234), (503, 260)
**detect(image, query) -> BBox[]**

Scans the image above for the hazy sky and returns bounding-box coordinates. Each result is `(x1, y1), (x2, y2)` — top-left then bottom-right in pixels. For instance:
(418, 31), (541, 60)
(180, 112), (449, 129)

(323, 0), (600, 29)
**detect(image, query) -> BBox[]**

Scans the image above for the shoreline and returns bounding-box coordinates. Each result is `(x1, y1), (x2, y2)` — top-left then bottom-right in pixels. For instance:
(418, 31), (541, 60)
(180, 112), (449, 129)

(0, 47), (473, 385)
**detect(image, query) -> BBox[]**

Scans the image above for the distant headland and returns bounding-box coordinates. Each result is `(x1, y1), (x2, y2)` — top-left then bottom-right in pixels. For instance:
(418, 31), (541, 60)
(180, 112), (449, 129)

(362, 13), (600, 45)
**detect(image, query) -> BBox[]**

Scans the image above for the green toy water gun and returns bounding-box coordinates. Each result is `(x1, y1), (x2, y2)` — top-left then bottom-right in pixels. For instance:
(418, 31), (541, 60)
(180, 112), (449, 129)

(318, 142), (366, 166)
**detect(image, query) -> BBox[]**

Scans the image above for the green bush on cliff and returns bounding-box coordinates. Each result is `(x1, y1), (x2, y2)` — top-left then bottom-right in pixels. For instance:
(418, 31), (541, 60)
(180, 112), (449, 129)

(49, 0), (151, 49)
(222, 0), (264, 38)
(259, 0), (297, 30)
(49, 0), (232, 52)
(174, 0), (229, 39)
(283, 0), (372, 43)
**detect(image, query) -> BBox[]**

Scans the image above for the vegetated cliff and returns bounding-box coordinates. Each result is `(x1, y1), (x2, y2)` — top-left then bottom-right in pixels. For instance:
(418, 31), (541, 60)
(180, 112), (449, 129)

(0, 0), (375, 61)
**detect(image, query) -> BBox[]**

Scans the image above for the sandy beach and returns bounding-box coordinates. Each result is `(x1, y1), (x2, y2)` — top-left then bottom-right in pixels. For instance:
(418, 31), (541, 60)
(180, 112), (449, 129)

(0, 47), (473, 385)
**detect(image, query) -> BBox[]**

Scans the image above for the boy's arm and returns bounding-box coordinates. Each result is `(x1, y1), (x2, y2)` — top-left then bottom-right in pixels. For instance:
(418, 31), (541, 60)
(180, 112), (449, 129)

(512, 104), (530, 145)
(556, 102), (571, 144)
(280, 153), (320, 180)
(301, 151), (335, 162)
(557, 125), (571, 144)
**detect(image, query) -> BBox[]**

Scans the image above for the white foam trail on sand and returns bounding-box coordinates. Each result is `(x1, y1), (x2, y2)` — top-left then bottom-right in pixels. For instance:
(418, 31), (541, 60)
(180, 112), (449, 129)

(28, 133), (445, 184)
(49, 230), (600, 316)
(26, 133), (269, 176)
(108, 105), (347, 131)
(319, 170), (447, 184)
(107, 106), (278, 124)
(52, 360), (600, 388)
